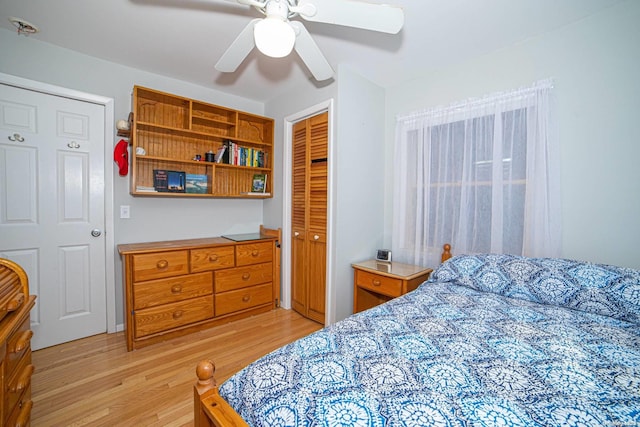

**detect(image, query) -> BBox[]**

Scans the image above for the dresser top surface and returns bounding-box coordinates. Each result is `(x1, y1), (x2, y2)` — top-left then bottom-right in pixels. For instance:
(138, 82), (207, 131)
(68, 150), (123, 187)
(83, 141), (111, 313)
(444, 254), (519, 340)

(118, 235), (275, 255)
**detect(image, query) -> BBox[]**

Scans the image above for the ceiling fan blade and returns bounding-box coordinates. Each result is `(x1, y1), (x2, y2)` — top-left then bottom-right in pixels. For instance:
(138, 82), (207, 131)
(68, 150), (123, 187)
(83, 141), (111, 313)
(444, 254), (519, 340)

(295, 0), (404, 34)
(215, 18), (260, 72)
(290, 21), (334, 81)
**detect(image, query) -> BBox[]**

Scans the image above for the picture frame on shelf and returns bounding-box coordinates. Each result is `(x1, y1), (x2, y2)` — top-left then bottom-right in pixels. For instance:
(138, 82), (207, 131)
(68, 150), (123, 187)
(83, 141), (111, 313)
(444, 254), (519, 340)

(251, 173), (267, 193)
(186, 174), (208, 194)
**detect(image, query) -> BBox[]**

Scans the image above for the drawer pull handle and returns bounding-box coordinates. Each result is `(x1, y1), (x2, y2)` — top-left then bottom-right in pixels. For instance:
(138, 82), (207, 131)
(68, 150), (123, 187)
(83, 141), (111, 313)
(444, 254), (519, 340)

(372, 280), (382, 286)
(173, 310), (184, 320)
(10, 330), (33, 353)
(209, 254), (219, 262)
(10, 364), (34, 393)
(171, 284), (182, 294)
(7, 292), (25, 311)
(242, 273), (251, 280)
(16, 399), (32, 427)
(242, 295), (250, 302)
(314, 234), (319, 240)
(251, 250), (259, 257)
(156, 260), (169, 269)
(294, 231), (300, 237)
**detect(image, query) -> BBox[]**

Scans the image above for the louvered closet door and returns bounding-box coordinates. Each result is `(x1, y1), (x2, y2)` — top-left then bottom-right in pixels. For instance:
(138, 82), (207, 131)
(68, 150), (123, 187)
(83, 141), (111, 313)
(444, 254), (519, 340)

(306, 112), (328, 323)
(290, 112), (328, 323)
(291, 120), (307, 316)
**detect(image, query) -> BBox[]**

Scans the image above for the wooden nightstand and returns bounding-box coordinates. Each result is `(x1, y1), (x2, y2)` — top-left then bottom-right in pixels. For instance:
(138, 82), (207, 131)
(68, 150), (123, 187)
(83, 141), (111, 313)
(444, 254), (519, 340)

(352, 260), (433, 313)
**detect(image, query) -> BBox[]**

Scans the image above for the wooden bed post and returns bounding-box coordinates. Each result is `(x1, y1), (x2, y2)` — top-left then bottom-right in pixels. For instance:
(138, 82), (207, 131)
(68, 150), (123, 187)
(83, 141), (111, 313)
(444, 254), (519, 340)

(194, 360), (217, 427)
(441, 243), (452, 263)
(194, 361), (250, 426)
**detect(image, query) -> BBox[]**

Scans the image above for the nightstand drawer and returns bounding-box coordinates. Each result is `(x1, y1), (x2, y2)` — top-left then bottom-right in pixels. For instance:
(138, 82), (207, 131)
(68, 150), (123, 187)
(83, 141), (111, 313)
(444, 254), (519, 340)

(215, 262), (272, 293)
(215, 283), (272, 316)
(134, 295), (214, 337)
(133, 250), (189, 282)
(355, 269), (402, 297)
(235, 241), (272, 266)
(133, 272), (212, 309)
(191, 246), (235, 272)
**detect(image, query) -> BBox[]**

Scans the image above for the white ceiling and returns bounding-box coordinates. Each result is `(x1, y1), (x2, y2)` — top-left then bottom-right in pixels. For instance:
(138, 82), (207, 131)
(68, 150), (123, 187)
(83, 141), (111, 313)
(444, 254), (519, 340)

(0, 0), (624, 103)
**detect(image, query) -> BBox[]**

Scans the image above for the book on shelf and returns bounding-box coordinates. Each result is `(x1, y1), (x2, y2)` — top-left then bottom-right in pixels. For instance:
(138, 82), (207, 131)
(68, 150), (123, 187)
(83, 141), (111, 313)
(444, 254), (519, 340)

(251, 173), (267, 193)
(215, 145), (226, 163)
(136, 185), (157, 193)
(220, 139), (267, 168)
(185, 174), (208, 194)
(241, 192), (271, 196)
(154, 169), (186, 193)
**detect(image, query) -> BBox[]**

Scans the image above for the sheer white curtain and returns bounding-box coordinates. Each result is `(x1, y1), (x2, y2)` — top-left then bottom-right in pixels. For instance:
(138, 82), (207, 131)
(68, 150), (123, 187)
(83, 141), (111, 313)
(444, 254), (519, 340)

(392, 80), (560, 267)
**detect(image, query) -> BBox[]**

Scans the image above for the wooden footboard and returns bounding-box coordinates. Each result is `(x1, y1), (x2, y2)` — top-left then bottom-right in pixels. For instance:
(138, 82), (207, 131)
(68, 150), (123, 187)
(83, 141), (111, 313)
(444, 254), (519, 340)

(194, 243), (452, 426)
(194, 360), (248, 427)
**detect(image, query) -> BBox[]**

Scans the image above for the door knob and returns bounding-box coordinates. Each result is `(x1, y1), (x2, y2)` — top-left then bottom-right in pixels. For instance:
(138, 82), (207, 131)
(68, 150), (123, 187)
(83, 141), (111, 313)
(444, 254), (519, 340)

(8, 133), (25, 142)
(314, 235), (319, 240)
(91, 229), (102, 237)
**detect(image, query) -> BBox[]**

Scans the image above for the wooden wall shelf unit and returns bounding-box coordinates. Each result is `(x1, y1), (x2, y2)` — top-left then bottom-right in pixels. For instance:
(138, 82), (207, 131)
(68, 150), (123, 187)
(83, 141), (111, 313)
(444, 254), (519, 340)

(130, 86), (274, 198)
(118, 231), (280, 351)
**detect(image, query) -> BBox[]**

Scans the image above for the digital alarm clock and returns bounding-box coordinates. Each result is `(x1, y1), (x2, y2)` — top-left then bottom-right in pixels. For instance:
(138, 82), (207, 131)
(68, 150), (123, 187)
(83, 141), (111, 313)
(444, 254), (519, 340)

(376, 249), (392, 263)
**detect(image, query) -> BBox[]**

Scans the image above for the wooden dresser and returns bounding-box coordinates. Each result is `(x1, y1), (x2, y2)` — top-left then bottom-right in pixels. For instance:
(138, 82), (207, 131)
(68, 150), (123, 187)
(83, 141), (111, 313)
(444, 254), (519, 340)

(118, 232), (280, 351)
(0, 258), (36, 427)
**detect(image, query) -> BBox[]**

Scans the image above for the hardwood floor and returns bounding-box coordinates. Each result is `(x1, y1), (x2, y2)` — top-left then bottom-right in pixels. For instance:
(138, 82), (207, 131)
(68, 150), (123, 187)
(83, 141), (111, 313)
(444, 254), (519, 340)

(31, 309), (322, 427)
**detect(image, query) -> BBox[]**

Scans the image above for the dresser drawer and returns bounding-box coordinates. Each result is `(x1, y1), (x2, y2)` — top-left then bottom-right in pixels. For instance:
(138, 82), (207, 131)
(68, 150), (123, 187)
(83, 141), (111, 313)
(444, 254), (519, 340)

(133, 272), (212, 310)
(355, 270), (402, 297)
(236, 241), (273, 266)
(215, 283), (272, 316)
(191, 246), (235, 272)
(215, 262), (272, 293)
(5, 314), (33, 376)
(5, 349), (33, 417)
(134, 295), (214, 337)
(6, 383), (31, 427)
(133, 251), (189, 282)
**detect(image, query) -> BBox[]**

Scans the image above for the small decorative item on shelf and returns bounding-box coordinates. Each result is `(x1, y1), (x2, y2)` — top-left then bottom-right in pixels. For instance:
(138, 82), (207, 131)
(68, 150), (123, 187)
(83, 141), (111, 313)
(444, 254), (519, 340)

(205, 150), (215, 162)
(193, 154), (202, 161)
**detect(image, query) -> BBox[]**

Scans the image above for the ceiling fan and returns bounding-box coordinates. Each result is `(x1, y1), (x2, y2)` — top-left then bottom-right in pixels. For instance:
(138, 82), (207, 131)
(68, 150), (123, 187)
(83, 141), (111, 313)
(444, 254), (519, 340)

(216, 0), (405, 81)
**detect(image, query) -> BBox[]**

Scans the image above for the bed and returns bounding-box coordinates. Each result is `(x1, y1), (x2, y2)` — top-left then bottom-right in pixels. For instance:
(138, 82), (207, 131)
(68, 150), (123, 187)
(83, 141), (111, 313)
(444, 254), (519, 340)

(194, 252), (640, 426)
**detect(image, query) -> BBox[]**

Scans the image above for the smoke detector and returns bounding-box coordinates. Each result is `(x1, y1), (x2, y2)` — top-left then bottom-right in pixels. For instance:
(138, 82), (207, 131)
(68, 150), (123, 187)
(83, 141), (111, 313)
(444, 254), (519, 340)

(9, 17), (39, 35)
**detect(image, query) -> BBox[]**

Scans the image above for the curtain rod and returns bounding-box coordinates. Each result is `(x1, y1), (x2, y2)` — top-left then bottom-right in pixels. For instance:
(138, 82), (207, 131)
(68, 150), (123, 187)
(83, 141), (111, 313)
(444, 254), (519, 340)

(397, 78), (554, 122)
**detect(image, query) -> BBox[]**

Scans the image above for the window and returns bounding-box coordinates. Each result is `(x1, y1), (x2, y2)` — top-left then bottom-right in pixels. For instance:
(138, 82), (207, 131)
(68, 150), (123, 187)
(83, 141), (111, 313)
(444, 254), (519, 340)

(393, 80), (560, 267)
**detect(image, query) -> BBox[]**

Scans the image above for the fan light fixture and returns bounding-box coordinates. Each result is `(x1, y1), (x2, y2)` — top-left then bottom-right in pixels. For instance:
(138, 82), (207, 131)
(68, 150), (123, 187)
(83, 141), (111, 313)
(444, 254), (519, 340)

(254, 17), (295, 58)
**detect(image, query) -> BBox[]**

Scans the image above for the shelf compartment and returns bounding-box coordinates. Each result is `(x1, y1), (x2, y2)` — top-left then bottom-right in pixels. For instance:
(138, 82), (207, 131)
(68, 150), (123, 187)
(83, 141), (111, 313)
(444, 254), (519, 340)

(136, 129), (224, 162)
(134, 157), (212, 193)
(237, 113), (274, 144)
(136, 88), (190, 130)
(213, 167), (270, 197)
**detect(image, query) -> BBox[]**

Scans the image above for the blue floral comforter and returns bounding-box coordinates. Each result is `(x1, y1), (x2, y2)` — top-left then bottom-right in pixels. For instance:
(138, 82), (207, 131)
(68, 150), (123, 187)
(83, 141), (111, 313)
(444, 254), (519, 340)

(219, 255), (640, 426)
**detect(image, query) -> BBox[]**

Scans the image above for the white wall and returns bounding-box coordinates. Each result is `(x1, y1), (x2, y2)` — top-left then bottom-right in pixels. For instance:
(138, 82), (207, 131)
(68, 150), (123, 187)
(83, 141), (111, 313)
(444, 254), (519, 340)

(0, 29), (269, 326)
(385, 0), (640, 270)
(333, 66), (386, 320)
